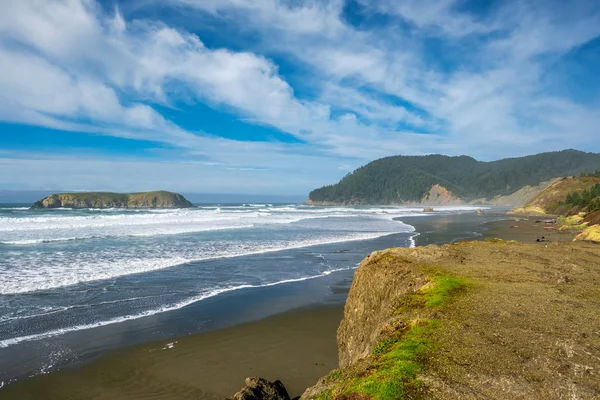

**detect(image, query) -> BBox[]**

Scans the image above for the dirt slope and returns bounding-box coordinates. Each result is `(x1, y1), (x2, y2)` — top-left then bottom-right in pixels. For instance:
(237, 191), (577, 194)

(511, 176), (600, 215)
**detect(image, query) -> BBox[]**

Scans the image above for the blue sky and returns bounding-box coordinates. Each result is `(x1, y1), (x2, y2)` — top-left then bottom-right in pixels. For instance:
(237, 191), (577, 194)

(0, 0), (599, 195)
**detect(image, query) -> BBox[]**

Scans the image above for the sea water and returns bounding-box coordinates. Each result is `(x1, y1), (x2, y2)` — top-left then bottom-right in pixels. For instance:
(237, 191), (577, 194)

(0, 203), (484, 383)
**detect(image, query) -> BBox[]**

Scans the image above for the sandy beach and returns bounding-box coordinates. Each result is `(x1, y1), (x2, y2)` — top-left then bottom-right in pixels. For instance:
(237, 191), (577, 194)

(0, 306), (343, 399)
(0, 211), (577, 400)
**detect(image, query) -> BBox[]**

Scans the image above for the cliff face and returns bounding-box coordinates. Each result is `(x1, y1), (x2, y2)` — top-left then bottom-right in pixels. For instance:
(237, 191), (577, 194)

(302, 240), (600, 399)
(337, 250), (431, 368)
(421, 184), (463, 206)
(31, 191), (193, 209)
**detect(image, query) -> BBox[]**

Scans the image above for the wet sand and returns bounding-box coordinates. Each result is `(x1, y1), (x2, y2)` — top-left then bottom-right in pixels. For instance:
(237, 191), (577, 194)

(478, 215), (577, 243)
(0, 306), (343, 400)
(1, 211), (562, 400)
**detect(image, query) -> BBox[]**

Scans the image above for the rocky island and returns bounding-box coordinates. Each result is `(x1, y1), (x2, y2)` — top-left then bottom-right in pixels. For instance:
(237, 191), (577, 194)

(30, 191), (194, 209)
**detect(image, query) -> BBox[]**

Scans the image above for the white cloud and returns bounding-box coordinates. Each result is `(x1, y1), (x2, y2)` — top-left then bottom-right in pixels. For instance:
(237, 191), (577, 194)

(180, 0), (600, 156)
(0, 0), (599, 192)
(357, 0), (496, 37)
(0, 0), (448, 163)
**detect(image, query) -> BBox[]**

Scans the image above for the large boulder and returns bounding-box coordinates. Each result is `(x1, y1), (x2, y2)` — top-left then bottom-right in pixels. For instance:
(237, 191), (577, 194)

(230, 377), (291, 400)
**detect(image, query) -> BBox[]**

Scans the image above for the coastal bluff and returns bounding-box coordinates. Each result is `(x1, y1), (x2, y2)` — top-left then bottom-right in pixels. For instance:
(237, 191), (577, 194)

(299, 240), (600, 399)
(30, 191), (193, 209)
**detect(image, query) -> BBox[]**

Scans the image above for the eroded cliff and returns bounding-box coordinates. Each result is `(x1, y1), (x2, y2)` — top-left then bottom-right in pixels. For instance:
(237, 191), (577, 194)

(302, 240), (600, 399)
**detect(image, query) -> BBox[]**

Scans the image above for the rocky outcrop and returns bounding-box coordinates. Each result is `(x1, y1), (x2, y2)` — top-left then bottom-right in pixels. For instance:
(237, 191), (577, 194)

(337, 249), (431, 368)
(421, 184), (463, 206)
(230, 377), (291, 400)
(30, 191), (193, 209)
(302, 241), (600, 399)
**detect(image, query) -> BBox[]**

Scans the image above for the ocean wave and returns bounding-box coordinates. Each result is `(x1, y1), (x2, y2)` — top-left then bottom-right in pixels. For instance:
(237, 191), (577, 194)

(0, 267), (353, 348)
(0, 230), (411, 295)
(0, 224), (255, 245)
(0, 206), (418, 244)
(0, 295), (175, 323)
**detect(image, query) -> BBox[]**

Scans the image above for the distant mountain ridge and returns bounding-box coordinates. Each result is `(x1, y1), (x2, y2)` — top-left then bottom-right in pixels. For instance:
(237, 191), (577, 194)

(31, 191), (193, 209)
(308, 150), (600, 205)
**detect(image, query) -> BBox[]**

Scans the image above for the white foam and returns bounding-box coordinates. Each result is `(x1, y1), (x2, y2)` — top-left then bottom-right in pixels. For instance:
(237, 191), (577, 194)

(0, 266), (353, 348)
(162, 341), (177, 350)
(0, 205), (430, 245)
(0, 230), (402, 295)
(409, 232), (420, 248)
(0, 205), (422, 295)
(0, 295), (168, 322)
(0, 224), (255, 245)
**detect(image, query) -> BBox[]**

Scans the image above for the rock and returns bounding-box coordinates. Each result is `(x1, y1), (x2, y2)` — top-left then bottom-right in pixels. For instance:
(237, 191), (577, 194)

(421, 184), (464, 206)
(336, 249), (430, 368)
(423, 207), (435, 212)
(30, 191), (193, 209)
(230, 377), (291, 400)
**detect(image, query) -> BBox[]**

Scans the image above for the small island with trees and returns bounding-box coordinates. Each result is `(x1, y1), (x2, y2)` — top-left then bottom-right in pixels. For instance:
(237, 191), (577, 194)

(30, 191), (194, 209)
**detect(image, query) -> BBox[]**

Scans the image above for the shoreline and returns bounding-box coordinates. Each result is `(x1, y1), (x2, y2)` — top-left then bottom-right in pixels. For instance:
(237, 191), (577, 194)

(1, 306), (344, 400)
(0, 211), (571, 399)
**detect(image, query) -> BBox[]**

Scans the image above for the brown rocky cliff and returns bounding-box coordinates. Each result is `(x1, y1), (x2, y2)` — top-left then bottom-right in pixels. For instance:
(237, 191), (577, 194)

(301, 241), (600, 399)
(336, 250), (431, 368)
(421, 184), (463, 206)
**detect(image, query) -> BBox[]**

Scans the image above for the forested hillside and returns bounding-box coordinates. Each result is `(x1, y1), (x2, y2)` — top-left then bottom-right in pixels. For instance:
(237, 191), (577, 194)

(309, 150), (600, 204)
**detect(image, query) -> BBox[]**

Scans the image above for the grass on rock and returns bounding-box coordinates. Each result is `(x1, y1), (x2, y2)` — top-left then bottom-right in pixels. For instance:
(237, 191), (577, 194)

(318, 269), (469, 400)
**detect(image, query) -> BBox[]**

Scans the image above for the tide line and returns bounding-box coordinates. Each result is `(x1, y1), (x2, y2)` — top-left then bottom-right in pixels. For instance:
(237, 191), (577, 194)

(0, 267), (353, 349)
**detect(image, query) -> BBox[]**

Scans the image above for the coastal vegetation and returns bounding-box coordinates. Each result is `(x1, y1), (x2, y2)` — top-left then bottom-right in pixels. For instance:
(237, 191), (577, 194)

(308, 149), (600, 205)
(511, 175), (600, 215)
(511, 171), (600, 241)
(562, 180), (600, 213)
(30, 191), (194, 209)
(313, 271), (468, 400)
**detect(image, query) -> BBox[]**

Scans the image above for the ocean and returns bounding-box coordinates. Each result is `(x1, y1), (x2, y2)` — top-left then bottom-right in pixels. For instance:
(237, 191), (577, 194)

(0, 203), (486, 387)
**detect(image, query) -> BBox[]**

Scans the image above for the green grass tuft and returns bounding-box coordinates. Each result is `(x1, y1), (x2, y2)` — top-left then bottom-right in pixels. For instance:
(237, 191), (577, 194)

(423, 275), (466, 308)
(319, 271), (468, 400)
(372, 337), (400, 355)
(323, 370), (343, 383)
(316, 389), (335, 400)
(345, 320), (438, 400)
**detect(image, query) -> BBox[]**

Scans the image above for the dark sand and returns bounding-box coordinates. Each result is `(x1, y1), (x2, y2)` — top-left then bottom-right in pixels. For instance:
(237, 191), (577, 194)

(0, 306), (343, 400)
(1, 211), (565, 400)
(478, 215), (577, 243)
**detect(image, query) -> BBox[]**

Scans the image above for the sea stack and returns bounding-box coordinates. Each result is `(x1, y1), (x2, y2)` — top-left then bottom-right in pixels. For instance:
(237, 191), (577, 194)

(30, 191), (194, 209)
